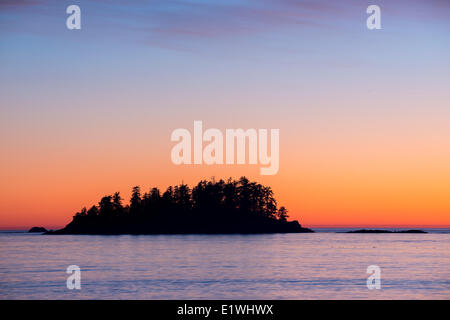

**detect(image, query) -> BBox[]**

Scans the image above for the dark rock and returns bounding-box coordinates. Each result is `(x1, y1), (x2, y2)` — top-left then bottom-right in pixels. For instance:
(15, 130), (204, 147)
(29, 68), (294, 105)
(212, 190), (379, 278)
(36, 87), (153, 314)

(28, 227), (48, 233)
(346, 229), (427, 234)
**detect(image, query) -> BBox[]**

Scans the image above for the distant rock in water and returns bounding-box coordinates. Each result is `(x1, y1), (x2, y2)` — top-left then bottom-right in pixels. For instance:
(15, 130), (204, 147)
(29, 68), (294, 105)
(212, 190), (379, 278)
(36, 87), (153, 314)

(346, 229), (427, 234)
(28, 227), (48, 233)
(47, 177), (314, 235)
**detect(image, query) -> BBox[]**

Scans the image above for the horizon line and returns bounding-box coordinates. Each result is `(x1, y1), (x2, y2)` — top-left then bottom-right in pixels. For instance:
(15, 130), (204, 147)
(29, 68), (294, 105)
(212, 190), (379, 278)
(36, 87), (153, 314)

(2, 224), (450, 231)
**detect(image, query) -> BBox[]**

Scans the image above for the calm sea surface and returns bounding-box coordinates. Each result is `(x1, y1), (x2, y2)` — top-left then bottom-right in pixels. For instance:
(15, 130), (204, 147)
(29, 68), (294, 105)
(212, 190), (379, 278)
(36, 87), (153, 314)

(0, 229), (449, 299)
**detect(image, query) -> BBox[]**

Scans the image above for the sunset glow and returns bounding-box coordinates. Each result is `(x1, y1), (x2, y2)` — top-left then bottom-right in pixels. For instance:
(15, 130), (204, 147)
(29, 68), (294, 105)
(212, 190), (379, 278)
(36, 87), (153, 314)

(1, 0), (449, 229)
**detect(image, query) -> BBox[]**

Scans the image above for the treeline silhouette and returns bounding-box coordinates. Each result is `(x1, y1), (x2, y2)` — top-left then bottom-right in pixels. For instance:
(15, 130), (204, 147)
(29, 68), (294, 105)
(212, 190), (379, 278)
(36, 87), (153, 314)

(51, 177), (313, 234)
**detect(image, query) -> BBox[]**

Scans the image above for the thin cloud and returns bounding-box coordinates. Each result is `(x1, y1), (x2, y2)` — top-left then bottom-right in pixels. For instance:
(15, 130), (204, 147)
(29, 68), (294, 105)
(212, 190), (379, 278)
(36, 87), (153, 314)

(0, 0), (44, 8)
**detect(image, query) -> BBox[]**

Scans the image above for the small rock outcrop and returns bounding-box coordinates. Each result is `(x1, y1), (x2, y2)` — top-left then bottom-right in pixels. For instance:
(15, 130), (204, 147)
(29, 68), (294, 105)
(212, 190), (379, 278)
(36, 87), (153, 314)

(28, 227), (48, 233)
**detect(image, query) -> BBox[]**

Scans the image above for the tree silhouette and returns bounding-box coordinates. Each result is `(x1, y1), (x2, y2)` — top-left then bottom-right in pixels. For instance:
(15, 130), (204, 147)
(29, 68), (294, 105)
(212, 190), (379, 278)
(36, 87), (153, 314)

(277, 206), (289, 222)
(99, 195), (113, 216)
(112, 192), (124, 216)
(87, 205), (99, 217)
(130, 186), (141, 215)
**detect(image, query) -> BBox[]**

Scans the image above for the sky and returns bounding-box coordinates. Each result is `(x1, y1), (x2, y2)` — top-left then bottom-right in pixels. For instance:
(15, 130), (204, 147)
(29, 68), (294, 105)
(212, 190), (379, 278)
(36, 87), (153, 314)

(1, 0), (449, 229)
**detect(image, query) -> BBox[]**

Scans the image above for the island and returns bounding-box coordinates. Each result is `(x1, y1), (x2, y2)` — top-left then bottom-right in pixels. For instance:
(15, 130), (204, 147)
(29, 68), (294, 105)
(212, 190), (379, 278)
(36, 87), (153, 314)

(47, 177), (314, 235)
(28, 227), (48, 233)
(345, 229), (427, 234)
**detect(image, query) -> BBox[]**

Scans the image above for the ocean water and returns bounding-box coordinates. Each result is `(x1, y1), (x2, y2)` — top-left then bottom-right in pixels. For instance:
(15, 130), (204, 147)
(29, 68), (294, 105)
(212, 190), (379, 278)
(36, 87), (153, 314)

(0, 229), (449, 299)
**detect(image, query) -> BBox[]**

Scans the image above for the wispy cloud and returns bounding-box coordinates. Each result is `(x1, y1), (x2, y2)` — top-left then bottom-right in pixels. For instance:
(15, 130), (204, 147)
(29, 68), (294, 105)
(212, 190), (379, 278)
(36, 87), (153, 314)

(1, 0), (448, 50)
(0, 0), (44, 8)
